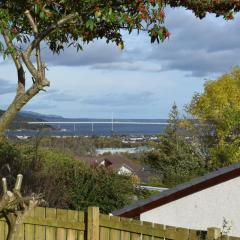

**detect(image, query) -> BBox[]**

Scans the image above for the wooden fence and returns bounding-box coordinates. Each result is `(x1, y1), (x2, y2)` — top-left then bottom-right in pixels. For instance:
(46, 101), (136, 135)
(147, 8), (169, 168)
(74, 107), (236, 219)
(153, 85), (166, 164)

(0, 207), (239, 240)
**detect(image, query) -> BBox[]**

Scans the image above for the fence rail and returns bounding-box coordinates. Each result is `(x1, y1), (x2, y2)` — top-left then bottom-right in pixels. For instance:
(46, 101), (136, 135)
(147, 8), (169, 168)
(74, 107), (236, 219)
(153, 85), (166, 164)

(0, 206), (239, 240)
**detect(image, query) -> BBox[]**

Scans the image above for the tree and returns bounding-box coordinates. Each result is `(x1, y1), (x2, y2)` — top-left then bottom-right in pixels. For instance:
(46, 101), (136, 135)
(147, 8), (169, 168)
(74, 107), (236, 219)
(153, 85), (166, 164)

(0, 1), (238, 136)
(144, 103), (204, 186)
(0, 174), (41, 240)
(185, 67), (240, 169)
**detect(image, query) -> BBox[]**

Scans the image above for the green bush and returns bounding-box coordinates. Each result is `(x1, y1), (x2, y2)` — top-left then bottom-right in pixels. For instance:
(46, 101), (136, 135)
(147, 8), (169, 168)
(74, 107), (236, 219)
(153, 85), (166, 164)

(0, 140), (149, 213)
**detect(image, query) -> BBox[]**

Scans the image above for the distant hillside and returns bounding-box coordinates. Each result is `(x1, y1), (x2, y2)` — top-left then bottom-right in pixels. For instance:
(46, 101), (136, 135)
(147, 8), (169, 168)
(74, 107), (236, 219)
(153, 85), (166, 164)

(0, 110), (53, 130)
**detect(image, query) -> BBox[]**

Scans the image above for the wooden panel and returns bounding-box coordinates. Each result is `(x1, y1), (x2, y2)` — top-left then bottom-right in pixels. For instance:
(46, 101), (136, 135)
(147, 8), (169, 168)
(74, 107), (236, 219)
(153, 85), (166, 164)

(100, 227), (110, 240)
(110, 229), (121, 240)
(142, 235), (152, 240)
(0, 220), (5, 240)
(121, 231), (130, 240)
(17, 224), (25, 240)
(175, 227), (189, 240)
(35, 207), (46, 240)
(67, 210), (79, 240)
(24, 224), (35, 240)
(88, 207), (99, 240)
(78, 231), (85, 240)
(25, 207), (35, 240)
(165, 226), (176, 239)
(4, 221), (8, 239)
(131, 233), (141, 240)
(45, 208), (56, 240)
(56, 209), (67, 240)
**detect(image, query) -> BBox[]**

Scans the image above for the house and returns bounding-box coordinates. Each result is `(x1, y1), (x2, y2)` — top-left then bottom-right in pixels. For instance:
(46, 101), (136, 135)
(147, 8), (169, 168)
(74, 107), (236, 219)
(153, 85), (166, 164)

(112, 162), (240, 236)
(79, 154), (155, 184)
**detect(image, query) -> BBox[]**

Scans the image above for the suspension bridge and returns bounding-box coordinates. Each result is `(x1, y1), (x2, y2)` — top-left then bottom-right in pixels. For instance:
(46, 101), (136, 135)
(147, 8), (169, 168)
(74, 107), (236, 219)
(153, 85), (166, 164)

(27, 121), (169, 132)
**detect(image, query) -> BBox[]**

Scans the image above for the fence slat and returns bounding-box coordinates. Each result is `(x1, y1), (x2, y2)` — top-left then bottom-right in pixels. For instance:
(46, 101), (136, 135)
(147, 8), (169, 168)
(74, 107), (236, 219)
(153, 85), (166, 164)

(45, 208), (56, 240)
(110, 229), (121, 240)
(25, 207), (35, 240)
(4, 221), (8, 239)
(67, 209), (79, 240)
(78, 230), (85, 240)
(56, 209), (67, 240)
(35, 207), (46, 240)
(131, 233), (141, 240)
(100, 227), (110, 240)
(0, 220), (5, 240)
(121, 231), (130, 240)
(142, 235), (152, 240)
(88, 207), (99, 240)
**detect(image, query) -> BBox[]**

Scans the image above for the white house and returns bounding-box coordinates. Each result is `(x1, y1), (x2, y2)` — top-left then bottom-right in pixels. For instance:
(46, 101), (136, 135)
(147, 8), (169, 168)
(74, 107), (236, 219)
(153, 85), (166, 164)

(112, 162), (240, 236)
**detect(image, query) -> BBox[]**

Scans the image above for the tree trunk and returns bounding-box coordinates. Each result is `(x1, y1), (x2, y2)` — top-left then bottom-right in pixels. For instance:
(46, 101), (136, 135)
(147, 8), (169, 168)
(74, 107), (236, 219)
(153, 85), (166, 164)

(0, 99), (20, 138)
(6, 222), (21, 240)
(0, 85), (42, 140)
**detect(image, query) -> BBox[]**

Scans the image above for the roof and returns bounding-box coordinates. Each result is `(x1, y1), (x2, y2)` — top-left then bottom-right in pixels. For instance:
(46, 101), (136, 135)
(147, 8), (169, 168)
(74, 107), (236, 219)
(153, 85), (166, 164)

(78, 154), (142, 172)
(104, 155), (142, 172)
(78, 154), (156, 183)
(112, 162), (240, 218)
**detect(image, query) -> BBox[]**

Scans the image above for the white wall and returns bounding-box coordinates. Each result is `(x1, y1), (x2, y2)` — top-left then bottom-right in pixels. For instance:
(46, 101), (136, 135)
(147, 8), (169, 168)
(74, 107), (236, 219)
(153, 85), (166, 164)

(118, 166), (132, 175)
(141, 176), (240, 236)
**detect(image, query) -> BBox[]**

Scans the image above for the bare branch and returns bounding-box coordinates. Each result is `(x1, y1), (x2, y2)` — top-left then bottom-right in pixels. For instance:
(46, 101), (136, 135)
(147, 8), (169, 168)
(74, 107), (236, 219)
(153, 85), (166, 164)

(2, 178), (7, 194)
(2, 29), (26, 95)
(14, 174), (23, 192)
(24, 10), (38, 34)
(24, 12), (79, 57)
(24, 10), (44, 83)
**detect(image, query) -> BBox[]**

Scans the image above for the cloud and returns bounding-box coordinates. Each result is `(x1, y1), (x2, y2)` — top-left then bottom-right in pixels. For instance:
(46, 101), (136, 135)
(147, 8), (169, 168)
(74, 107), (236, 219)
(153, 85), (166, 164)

(92, 61), (162, 72)
(23, 102), (56, 111)
(37, 7), (240, 78)
(147, 8), (240, 77)
(42, 41), (123, 67)
(81, 91), (156, 107)
(44, 90), (79, 102)
(0, 79), (16, 95)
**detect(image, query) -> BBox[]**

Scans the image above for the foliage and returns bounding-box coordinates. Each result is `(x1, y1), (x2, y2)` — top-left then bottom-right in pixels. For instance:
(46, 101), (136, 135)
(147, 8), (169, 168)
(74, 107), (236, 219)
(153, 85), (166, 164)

(185, 67), (240, 169)
(143, 103), (205, 187)
(32, 135), (97, 156)
(0, 0), (238, 54)
(0, 140), (149, 213)
(70, 165), (150, 213)
(0, 141), (23, 186)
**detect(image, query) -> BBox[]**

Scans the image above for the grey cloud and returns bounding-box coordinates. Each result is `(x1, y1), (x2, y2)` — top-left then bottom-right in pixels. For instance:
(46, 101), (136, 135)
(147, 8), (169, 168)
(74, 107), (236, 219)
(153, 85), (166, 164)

(0, 79), (16, 95)
(81, 91), (156, 107)
(92, 61), (162, 72)
(147, 8), (240, 77)
(41, 90), (79, 102)
(43, 41), (123, 67)
(23, 102), (56, 111)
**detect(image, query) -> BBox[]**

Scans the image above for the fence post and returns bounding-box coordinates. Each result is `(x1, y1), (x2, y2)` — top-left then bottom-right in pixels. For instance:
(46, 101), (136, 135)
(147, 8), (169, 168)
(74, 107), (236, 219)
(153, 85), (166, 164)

(88, 207), (100, 240)
(207, 228), (221, 240)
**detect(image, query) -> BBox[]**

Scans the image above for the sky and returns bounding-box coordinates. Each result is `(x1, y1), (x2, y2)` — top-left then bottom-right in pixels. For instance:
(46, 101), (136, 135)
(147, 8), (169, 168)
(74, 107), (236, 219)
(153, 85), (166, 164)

(1, 7), (240, 119)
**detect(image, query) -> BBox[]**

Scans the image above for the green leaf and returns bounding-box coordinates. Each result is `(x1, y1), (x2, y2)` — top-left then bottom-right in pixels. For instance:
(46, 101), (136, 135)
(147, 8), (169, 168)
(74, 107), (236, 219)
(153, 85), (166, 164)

(34, 4), (40, 14)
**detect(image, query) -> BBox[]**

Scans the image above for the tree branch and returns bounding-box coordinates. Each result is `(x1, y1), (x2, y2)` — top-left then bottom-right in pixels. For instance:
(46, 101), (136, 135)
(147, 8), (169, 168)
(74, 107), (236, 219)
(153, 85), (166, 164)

(2, 29), (26, 95)
(24, 10), (44, 83)
(24, 10), (38, 34)
(24, 12), (79, 58)
(0, 175), (43, 240)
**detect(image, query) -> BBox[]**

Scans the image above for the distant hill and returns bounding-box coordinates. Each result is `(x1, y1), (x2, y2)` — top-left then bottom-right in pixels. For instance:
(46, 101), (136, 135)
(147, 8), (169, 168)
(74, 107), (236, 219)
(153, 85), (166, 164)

(0, 110), (53, 130)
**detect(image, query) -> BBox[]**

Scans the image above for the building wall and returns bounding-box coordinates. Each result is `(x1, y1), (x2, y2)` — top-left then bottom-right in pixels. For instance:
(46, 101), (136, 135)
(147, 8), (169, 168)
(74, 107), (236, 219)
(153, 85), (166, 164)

(118, 166), (132, 175)
(140, 176), (240, 236)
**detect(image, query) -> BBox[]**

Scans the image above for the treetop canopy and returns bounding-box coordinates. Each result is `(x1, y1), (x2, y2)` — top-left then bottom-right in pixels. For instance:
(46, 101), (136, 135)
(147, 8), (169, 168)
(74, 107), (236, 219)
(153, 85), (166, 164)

(0, 0), (238, 55)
